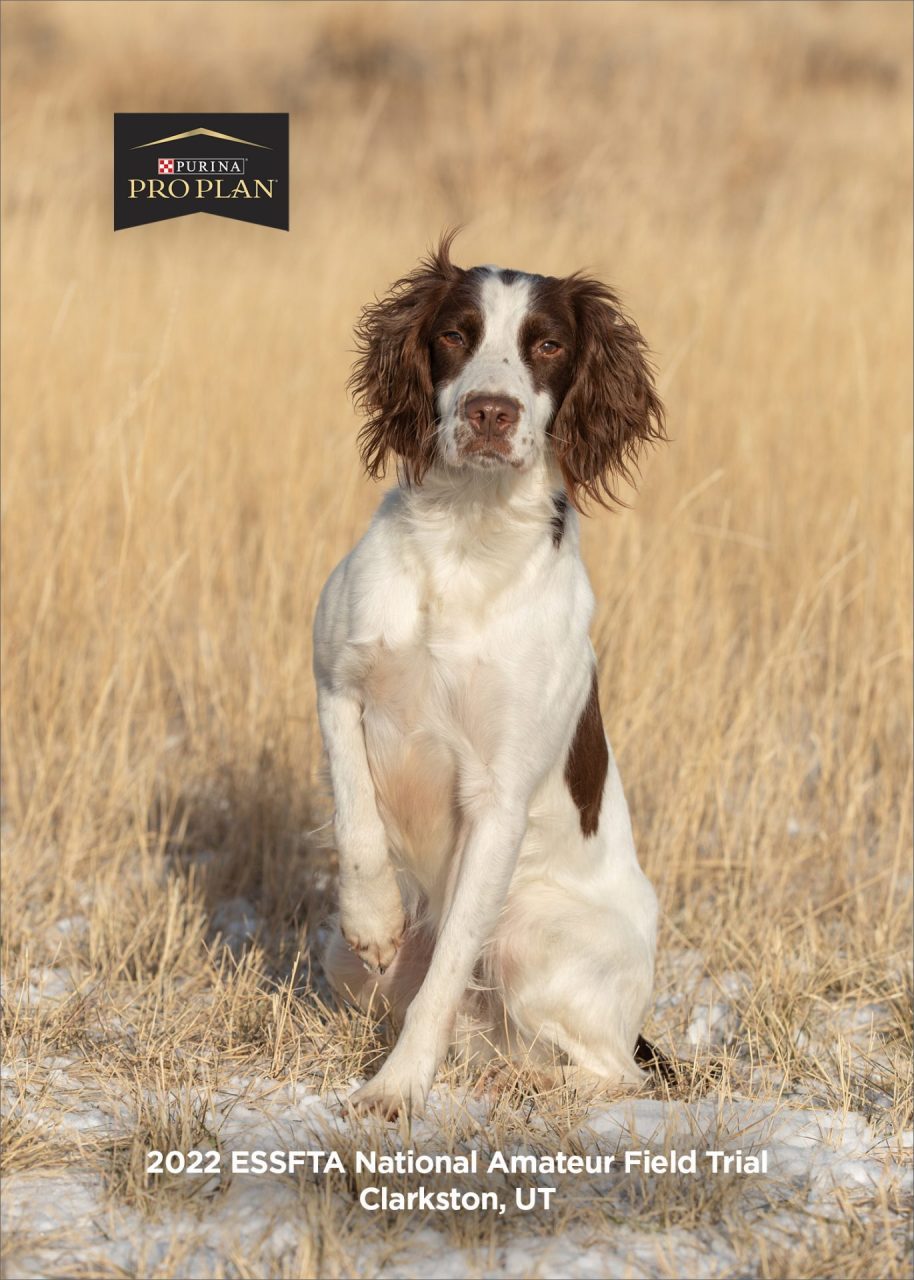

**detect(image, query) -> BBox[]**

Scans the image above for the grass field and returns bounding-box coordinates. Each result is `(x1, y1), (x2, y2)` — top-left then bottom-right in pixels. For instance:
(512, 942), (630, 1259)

(1, 2), (912, 1277)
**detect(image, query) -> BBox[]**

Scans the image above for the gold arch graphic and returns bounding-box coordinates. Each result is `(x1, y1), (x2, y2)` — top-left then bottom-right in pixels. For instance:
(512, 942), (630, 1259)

(132, 127), (269, 150)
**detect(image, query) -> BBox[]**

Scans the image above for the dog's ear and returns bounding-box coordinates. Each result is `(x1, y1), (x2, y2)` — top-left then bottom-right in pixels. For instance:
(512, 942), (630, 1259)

(350, 232), (460, 482)
(552, 276), (666, 508)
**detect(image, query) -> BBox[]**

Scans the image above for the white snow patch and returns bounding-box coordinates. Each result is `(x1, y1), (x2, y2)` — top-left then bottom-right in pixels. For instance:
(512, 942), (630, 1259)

(585, 1094), (910, 1196)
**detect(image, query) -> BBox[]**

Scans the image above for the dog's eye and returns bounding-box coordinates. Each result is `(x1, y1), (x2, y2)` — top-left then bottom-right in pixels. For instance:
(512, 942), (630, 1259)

(538, 340), (562, 356)
(440, 331), (464, 347)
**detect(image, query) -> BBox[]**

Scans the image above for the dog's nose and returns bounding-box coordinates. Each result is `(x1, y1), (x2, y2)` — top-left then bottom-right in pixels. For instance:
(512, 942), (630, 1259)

(464, 394), (520, 439)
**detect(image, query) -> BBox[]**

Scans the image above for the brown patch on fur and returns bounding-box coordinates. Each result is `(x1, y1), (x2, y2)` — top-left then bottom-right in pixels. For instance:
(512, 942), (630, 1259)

(564, 668), (609, 837)
(349, 229), (469, 482)
(429, 282), (484, 388)
(518, 284), (577, 400)
(536, 274), (666, 510)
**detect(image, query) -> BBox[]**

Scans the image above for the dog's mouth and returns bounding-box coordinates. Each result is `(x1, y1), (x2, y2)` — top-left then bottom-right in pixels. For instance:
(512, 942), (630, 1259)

(462, 439), (513, 462)
(455, 429), (518, 467)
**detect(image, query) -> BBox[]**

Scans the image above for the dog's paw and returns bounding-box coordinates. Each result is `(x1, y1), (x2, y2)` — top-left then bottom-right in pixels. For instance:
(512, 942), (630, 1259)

(340, 869), (405, 973)
(342, 924), (404, 974)
(348, 1064), (429, 1120)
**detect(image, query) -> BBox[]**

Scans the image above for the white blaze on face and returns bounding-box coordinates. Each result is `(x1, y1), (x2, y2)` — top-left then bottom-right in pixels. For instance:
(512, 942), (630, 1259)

(436, 271), (556, 471)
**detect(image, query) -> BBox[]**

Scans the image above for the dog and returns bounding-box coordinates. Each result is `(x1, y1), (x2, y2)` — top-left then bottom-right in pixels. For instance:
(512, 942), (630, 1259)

(314, 234), (666, 1115)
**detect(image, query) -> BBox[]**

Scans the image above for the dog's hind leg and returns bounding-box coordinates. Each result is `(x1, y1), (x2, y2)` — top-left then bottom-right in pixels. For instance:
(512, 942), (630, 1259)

(490, 878), (656, 1087)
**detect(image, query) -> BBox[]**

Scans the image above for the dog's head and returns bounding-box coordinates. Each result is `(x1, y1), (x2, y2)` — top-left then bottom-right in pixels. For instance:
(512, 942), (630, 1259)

(350, 232), (666, 506)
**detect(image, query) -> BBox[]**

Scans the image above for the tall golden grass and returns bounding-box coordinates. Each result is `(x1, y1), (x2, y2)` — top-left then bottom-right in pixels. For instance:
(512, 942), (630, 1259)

(1, 2), (911, 1276)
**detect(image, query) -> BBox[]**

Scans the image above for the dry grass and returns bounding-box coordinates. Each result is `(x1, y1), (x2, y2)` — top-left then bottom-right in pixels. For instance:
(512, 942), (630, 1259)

(1, 2), (912, 1277)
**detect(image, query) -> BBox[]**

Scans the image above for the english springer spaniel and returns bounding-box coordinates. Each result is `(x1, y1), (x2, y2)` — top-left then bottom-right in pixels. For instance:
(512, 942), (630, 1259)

(314, 234), (666, 1115)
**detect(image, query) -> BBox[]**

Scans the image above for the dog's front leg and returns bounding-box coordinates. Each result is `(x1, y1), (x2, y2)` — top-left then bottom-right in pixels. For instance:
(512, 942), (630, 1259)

(350, 799), (527, 1115)
(317, 686), (404, 971)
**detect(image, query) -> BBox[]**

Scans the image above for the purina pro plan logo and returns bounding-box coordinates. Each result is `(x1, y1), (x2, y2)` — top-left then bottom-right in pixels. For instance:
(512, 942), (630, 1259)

(114, 114), (288, 230)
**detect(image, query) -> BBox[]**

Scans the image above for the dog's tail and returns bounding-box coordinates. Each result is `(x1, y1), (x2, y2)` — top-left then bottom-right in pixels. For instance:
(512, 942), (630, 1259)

(634, 1034), (677, 1085)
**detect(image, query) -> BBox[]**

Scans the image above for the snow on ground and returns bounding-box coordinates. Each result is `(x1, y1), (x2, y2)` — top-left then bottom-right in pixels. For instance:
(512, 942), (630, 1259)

(3, 1058), (911, 1278)
(2, 937), (911, 1278)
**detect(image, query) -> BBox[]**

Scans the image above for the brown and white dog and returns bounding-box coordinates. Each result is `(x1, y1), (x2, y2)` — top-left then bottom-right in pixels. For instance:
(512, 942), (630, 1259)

(314, 235), (666, 1115)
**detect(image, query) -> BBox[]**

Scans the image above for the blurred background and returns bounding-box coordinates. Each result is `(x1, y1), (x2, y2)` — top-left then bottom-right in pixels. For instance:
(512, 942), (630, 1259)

(1, 0), (911, 1034)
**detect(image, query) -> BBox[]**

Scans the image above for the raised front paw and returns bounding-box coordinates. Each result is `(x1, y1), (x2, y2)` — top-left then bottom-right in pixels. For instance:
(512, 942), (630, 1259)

(340, 868), (405, 973)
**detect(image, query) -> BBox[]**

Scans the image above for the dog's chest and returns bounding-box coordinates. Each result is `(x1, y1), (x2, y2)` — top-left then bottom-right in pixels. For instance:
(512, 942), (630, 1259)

(358, 599), (503, 894)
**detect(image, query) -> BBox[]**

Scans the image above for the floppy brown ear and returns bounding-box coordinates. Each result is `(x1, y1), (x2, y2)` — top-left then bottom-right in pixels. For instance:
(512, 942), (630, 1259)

(349, 233), (460, 481)
(552, 276), (666, 508)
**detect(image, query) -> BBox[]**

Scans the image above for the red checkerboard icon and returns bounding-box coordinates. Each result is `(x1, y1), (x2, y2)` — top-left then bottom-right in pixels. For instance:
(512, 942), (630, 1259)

(158, 158), (174, 174)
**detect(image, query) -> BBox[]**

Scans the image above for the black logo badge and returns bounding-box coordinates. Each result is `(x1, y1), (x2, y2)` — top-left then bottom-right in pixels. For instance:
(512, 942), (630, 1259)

(114, 114), (288, 231)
